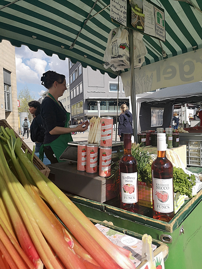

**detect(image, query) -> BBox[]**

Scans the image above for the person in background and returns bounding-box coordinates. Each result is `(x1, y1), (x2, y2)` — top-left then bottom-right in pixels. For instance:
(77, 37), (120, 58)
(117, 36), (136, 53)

(194, 110), (200, 120)
(40, 70), (89, 164)
(22, 117), (29, 139)
(118, 104), (133, 141)
(172, 112), (179, 129)
(28, 100), (45, 153)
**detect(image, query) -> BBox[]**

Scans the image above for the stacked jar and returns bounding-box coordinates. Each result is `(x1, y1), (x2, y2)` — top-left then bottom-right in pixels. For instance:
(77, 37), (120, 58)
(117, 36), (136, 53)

(146, 130), (155, 146)
(165, 128), (173, 148)
(173, 131), (179, 148)
(99, 117), (113, 177)
(77, 143), (87, 171)
(86, 144), (98, 173)
(137, 132), (146, 146)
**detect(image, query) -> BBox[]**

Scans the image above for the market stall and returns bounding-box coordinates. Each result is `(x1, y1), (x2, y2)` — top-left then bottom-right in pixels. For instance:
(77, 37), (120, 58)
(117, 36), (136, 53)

(1, 0), (202, 268)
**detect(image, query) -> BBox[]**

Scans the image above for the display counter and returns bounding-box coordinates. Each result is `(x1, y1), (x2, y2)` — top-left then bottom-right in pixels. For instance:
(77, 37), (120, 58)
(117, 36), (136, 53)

(66, 190), (202, 269)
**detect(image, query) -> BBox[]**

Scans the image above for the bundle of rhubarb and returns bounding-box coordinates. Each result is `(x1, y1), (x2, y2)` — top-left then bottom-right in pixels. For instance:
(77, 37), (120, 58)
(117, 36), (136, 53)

(0, 126), (136, 269)
(88, 117), (101, 144)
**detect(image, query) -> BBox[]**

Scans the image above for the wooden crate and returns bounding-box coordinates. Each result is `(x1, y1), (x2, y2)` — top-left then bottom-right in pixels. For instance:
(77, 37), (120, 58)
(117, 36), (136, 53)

(0, 119), (50, 177)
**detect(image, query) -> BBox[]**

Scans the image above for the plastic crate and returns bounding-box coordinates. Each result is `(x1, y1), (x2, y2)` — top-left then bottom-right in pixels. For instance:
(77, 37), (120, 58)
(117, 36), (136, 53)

(0, 119), (50, 177)
(186, 140), (202, 167)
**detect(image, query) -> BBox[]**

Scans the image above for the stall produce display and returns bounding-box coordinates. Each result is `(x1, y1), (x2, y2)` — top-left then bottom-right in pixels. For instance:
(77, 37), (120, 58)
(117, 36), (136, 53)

(0, 126), (136, 269)
(88, 117), (101, 144)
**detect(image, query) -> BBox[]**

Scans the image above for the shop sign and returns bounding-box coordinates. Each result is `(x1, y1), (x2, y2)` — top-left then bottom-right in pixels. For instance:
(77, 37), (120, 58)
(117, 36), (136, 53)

(122, 47), (202, 96)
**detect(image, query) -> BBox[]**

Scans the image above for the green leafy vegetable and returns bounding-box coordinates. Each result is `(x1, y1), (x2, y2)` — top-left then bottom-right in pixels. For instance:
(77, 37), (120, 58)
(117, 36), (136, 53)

(173, 167), (196, 198)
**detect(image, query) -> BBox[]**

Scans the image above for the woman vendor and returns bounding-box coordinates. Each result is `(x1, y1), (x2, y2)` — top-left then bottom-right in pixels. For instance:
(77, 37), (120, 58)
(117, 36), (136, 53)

(39, 70), (89, 164)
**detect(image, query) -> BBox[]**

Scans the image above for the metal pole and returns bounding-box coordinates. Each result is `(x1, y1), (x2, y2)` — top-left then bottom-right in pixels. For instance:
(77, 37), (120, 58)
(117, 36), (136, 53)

(129, 29), (137, 143)
(115, 75), (120, 142)
(97, 101), (101, 118)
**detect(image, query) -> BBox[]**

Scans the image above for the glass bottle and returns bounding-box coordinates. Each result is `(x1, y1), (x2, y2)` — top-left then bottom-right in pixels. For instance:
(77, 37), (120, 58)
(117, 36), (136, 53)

(119, 133), (138, 212)
(152, 133), (174, 222)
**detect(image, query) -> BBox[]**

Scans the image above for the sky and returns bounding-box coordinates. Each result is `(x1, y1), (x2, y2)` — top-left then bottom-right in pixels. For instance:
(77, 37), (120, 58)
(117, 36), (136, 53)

(15, 45), (69, 100)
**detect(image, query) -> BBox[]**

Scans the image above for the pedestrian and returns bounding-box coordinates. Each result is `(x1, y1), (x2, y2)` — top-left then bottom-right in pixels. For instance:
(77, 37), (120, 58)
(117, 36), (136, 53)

(172, 112), (179, 129)
(39, 70), (89, 164)
(194, 110), (200, 120)
(118, 104), (133, 141)
(28, 100), (45, 153)
(22, 117), (29, 139)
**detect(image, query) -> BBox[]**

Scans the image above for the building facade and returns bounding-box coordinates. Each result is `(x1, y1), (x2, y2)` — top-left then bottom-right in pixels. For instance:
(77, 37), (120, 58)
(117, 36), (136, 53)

(0, 40), (18, 131)
(69, 61), (129, 124)
(58, 83), (70, 113)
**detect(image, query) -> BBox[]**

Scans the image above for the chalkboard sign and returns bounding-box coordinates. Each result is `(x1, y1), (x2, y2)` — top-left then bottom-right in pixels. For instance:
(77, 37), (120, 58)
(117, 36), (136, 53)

(110, 0), (127, 27)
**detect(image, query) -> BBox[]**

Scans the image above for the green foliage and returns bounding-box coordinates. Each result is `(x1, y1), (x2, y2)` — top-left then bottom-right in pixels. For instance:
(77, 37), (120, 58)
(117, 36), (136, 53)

(131, 144), (151, 183)
(18, 87), (35, 122)
(137, 163), (196, 198)
(138, 163), (152, 186)
(173, 167), (196, 198)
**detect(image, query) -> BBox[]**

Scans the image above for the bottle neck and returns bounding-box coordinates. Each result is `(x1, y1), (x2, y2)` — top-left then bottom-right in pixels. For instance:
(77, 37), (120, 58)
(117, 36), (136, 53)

(124, 148), (131, 155)
(157, 150), (166, 158)
(123, 134), (132, 155)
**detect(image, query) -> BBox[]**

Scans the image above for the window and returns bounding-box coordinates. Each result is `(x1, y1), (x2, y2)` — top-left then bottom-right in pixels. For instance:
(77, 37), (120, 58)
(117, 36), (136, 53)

(71, 101), (83, 116)
(79, 82), (83, 93)
(88, 101), (97, 110)
(109, 101), (116, 111)
(71, 90), (74, 99)
(75, 69), (78, 79)
(72, 72), (75, 82)
(77, 85), (79, 95)
(4, 69), (12, 111)
(74, 87), (76, 97)
(109, 83), (119, 92)
(78, 64), (82, 75)
(100, 101), (107, 110)
(70, 75), (72, 84)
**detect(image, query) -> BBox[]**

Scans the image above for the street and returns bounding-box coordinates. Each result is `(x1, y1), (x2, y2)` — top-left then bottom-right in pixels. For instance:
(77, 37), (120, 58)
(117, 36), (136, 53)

(21, 130), (120, 153)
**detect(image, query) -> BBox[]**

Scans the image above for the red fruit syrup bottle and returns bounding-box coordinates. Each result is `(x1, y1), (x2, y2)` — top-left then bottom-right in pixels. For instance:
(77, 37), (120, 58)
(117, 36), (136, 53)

(119, 133), (138, 212)
(152, 133), (174, 222)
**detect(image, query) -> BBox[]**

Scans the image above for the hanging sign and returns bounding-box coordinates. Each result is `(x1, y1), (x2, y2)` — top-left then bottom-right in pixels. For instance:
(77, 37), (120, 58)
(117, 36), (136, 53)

(110, 0), (127, 27)
(17, 100), (20, 107)
(121, 48), (202, 96)
(131, 0), (165, 41)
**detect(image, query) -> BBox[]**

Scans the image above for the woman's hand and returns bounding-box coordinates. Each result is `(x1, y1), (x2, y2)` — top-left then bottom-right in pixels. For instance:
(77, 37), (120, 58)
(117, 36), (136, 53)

(75, 121), (89, 132)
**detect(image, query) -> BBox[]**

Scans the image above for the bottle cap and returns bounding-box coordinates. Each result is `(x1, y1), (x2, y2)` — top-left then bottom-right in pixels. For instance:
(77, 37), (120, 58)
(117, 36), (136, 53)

(157, 133), (166, 151)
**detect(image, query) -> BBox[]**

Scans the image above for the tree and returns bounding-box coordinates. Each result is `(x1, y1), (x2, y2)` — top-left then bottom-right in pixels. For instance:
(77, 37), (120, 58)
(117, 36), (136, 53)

(18, 88), (35, 123)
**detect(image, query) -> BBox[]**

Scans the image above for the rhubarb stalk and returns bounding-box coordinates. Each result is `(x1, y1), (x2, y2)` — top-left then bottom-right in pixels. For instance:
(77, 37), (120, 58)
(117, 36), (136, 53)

(15, 138), (122, 269)
(40, 171), (136, 269)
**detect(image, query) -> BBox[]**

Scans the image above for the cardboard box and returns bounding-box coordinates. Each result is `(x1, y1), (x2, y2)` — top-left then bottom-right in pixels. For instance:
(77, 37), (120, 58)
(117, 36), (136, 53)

(0, 119), (50, 177)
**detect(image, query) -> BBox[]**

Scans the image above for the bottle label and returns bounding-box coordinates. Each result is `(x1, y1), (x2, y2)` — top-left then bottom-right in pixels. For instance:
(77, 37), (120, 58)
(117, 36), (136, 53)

(121, 172), (138, 204)
(153, 178), (173, 213)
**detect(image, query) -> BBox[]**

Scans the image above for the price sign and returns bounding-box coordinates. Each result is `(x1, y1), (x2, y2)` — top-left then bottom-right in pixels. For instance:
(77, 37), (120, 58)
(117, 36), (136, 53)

(110, 0), (127, 26)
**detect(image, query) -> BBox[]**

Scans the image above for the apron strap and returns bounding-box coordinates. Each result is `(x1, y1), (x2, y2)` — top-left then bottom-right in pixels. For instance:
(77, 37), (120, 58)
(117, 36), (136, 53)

(39, 144), (45, 161)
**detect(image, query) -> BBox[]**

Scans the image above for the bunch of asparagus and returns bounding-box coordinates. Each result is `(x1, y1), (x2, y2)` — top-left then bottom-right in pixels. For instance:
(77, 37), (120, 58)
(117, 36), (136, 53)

(88, 117), (101, 144)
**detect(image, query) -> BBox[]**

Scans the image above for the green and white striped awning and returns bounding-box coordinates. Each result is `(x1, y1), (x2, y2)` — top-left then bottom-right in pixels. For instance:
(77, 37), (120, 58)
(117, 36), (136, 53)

(0, 0), (202, 78)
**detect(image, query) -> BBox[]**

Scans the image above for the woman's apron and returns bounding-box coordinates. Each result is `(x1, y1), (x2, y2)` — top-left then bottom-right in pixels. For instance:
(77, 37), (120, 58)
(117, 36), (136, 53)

(39, 93), (73, 162)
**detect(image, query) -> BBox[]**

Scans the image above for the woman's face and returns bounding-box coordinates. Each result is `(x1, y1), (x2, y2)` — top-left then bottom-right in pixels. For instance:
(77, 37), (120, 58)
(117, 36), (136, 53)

(29, 106), (37, 115)
(57, 79), (67, 97)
